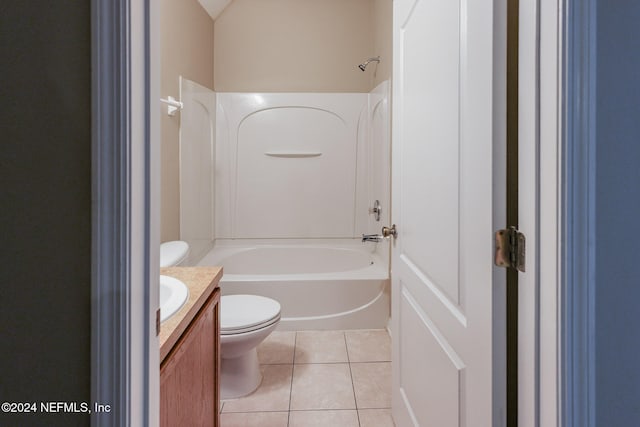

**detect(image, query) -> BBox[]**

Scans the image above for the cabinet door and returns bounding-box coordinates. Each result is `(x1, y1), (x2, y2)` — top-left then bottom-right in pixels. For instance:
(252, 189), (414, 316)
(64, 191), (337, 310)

(161, 291), (220, 427)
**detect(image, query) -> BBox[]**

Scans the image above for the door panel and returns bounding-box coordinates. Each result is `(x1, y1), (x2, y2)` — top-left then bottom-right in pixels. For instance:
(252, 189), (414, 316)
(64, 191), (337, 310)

(401, 0), (461, 304)
(391, 0), (507, 425)
(399, 286), (463, 427)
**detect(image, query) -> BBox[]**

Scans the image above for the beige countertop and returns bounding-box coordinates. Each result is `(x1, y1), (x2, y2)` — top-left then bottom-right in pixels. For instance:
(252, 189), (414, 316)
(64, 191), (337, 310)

(159, 266), (223, 363)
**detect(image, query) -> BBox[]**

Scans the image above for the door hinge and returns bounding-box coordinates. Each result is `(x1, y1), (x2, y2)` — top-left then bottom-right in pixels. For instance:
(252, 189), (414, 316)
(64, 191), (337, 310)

(494, 226), (526, 272)
(156, 308), (161, 336)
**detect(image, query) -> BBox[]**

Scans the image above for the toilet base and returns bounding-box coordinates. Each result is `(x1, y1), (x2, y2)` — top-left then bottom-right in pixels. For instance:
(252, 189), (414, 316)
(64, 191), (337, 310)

(220, 348), (262, 399)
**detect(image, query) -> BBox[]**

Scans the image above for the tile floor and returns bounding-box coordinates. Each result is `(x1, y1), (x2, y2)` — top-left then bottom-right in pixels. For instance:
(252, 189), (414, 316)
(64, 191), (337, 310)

(220, 329), (395, 427)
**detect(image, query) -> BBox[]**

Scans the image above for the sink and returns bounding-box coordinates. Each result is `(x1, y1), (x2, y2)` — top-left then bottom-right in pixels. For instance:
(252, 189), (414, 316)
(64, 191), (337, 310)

(159, 275), (189, 322)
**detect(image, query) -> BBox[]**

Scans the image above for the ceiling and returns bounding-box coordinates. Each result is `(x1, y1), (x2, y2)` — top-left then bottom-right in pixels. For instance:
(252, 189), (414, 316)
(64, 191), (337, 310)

(198, 0), (233, 20)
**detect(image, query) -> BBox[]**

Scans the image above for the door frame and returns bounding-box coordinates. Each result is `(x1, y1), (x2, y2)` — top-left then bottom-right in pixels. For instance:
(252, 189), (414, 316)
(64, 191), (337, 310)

(520, 0), (597, 425)
(518, 0), (563, 425)
(91, 0), (160, 425)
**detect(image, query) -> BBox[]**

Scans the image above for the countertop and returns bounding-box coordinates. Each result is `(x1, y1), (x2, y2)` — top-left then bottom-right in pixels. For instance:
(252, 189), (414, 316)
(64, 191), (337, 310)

(159, 266), (223, 363)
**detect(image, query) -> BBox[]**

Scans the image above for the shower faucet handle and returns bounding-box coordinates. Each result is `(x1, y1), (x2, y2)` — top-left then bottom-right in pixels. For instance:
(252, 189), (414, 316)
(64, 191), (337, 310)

(368, 200), (381, 221)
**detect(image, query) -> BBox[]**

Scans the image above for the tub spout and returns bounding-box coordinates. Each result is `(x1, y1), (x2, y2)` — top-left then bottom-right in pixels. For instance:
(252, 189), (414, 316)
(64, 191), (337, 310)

(362, 234), (383, 243)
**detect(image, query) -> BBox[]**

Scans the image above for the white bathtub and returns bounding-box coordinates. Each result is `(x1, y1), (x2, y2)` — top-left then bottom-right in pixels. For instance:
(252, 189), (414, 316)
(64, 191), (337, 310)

(196, 239), (390, 330)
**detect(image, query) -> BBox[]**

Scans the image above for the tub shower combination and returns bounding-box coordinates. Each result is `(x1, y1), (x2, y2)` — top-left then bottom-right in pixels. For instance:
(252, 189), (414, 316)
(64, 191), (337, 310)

(179, 79), (391, 330)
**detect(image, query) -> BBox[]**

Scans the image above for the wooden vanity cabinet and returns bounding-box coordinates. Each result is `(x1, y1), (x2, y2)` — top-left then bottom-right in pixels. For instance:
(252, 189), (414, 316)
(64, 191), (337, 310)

(160, 288), (220, 427)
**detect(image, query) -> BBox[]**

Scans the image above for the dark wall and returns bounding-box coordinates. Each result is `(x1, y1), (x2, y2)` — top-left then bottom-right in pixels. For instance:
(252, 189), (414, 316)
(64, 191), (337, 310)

(0, 1), (91, 426)
(595, 0), (640, 425)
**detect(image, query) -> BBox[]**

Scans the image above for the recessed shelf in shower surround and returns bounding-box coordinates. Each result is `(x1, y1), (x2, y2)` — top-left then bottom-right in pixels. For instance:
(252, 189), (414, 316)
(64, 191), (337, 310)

(264, 151), (323, 158)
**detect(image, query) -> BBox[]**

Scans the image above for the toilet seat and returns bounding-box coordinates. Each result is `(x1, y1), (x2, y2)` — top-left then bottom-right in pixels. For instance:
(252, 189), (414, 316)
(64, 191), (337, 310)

(160, 241), (189, 267)
(221, 295), (281, 335)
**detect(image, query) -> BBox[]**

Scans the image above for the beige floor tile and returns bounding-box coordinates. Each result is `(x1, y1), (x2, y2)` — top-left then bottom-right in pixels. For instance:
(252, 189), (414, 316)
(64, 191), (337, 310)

(358, 408), (396, 427)
(351, 362), (392, 409)
(220, 411), (289, 427)
(294, 331), (348, 363)
(290, 363), (356, 410)
(345, 329), (391, 362)
(258, 331), (296, 364)
(222, 365), (293, 413)
(289, 410), (359, 427)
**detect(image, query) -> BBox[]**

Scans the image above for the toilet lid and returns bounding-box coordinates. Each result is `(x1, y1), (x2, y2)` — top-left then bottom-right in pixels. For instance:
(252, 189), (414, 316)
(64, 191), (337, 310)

(160, 241), (189, 267)
(221, 295), (281, 334)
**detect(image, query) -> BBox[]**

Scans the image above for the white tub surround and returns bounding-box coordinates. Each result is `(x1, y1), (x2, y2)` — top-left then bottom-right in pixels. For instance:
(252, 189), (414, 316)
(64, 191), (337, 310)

(179, 77), (216, 265)
(179, 83), (391, 258)
(215, 92), (371, 239)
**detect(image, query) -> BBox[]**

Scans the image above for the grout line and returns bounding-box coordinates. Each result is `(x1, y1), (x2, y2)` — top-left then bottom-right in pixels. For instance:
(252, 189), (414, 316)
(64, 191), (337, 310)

(293, 361), (352, 365)
(262, 362), (300, 365)
(344, 331), (362, 427)
(221, 409), (290, 414)
(224, 408), (384, 414)
(288, 408), (363, 412)
(286, 332), (297, 427)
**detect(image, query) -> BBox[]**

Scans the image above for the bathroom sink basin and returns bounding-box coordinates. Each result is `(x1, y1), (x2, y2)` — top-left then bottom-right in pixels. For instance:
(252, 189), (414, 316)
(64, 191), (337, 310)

(159, 275), (189, 322)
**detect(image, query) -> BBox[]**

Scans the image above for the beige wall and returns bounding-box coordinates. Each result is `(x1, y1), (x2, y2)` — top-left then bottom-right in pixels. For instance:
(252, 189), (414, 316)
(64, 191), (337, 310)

(214, 0), (376, 92)
(161, 0), (214, 242)
(372, 0), (392, 87)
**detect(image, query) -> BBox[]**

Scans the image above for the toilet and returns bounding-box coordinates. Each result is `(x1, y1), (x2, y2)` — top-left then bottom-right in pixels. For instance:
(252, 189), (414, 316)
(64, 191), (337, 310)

(160, 240), (190, 267)
(220, 294), (281, 399)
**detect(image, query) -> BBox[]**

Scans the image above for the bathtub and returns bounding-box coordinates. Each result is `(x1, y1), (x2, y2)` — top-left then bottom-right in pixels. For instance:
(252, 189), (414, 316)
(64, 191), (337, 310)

(196, 239), (390, 330)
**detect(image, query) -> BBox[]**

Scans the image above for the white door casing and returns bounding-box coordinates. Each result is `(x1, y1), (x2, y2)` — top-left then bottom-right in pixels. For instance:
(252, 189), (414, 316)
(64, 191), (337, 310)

(91, 0), (159, 425)
(391, 0), (507, 425)
(518, 0), (562, 425)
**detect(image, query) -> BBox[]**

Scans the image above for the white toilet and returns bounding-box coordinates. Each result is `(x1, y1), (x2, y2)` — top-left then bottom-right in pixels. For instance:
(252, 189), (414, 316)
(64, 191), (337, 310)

(160, 241), (190, 267)
(220, 294), (281, 399)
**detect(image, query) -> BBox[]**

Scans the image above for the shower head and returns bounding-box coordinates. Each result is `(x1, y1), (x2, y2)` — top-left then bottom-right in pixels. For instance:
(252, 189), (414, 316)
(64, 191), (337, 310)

(358, 56), (380, 72)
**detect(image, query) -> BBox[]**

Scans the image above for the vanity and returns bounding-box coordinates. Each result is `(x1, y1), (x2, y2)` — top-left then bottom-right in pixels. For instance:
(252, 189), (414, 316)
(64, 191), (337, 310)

(159, 266), (223, 427)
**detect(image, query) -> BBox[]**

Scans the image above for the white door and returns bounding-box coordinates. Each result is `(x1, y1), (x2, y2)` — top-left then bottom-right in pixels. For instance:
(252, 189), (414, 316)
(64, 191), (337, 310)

(391, 0), (507, 425)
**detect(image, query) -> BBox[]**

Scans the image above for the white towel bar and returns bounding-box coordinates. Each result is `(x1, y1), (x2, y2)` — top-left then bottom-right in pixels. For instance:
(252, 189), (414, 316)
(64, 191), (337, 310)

(160, 96), (183, 116)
